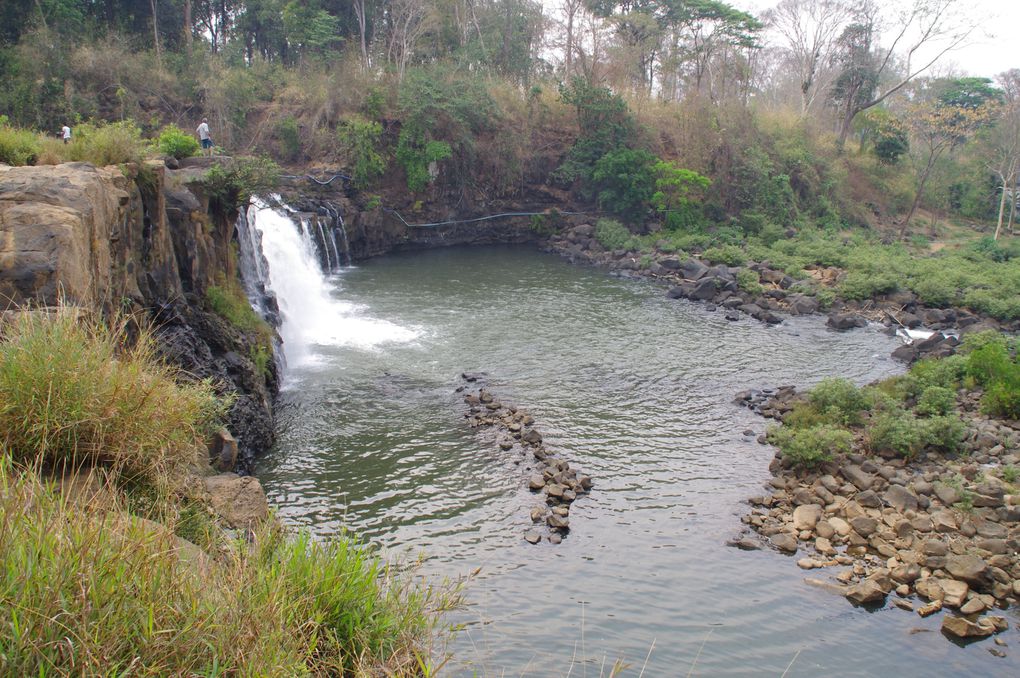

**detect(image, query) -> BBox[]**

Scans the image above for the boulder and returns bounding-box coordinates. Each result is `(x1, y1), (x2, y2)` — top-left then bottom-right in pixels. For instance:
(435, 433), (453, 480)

(787, 294), (820, 316)
(771, 533), (799, 554)
(524, 530), (541, 544)
(207, 428), (239, 472)
(846, 579), (887, 605)
(202, 473), (270, 529)
(850, 515), (879, 537)
(827, 313), (868, 330)
(841, 465), (875, 491)
(945, 554), (989, 587)
(941, 615), (999, 639)
(939, 579), (969, 608)
(793, 504), (823, 531)
(680, 258), (710, 280)
(884, 485), (918, 513)
(690, 277), (719, 301)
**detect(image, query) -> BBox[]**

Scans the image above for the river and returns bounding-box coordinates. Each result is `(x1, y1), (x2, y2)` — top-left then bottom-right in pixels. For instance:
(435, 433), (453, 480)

(246, 204), (1017, 676)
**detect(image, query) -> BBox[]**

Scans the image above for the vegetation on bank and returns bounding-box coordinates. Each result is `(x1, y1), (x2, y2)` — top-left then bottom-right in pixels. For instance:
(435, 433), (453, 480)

(768, 332), (1020, 468)
(0, 308), (460, 675)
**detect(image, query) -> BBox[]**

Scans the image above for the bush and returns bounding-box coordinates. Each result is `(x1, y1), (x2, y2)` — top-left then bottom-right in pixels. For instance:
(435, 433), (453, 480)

(869, 410), (924, 458)
(906, 355), (966, 396)
(839, 270), (899, 300)
(67, 120), (149, 166)
(206, 280), (273, 346)
(702, 245), (746, 266)
(736, 268), (763, 294)
(591, 147), (657, 219)
(808, 378), (867, 425)
(276, 115), (302, 162)
(201, 156), (281, 209)
(157, 124), (199, 160)
(768, 424), (854, 466)
(921, 414), (966, 454)
(0, 309), (222, 490)
(0, 122), (41, 165)
(337, 116), (386, 187)
(916, 385), (956, 416)
(595, 218), (633, 251)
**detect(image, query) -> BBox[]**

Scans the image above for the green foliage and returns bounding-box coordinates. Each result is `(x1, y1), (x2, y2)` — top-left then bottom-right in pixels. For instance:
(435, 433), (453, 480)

(68, 120), (149, 166)
(702, 245), (745, 266)
(337, 116), (386, 187)
(594, 218), (633, 251)
(555, 76), (636, 186)
(591, 147), (657, 219)
(0, 309), (222, 491)
(808, 378), (868, 425)
(921, 414), (966, 454)
(205, 280), (273, 347)
(0, 468), (460, 676)
(767, 423), (854, 467)
(736, 268), (763, 294)
(916, 385), (956, 416)
(276, 115), (302, 162)
(839, 270), (899, 300)
(906, 355), (966, 396)
(1002, 465), (1019, 484)
(0, 121), (40, 165)
(869, 409), (924, 458)
(395, 67), (496, 193)
(201, 156), (281, 209)
(652, 161), (711, 230)
(965, 335), (1020, 418)
(156, 124), (199, 160)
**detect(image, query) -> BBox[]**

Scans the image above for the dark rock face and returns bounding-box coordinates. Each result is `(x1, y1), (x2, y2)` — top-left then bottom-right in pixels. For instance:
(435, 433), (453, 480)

(827, 313), (868, 330)
(0, 161), (278, 469)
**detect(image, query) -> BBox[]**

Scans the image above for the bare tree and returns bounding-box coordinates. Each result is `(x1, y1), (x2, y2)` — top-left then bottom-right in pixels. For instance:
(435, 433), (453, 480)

(562, 0), (586, 78)
(766, 0), (852, 118)
(833, 0), (976, 149)
(352, 0), (371, 68)
(387, 0), (436, 81)
(988, 70), (1020, 239)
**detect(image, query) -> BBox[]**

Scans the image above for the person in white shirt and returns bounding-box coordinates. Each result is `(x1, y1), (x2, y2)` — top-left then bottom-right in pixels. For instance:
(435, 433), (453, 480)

(61, 125), (71, 144)
(196, 118), (212, 156)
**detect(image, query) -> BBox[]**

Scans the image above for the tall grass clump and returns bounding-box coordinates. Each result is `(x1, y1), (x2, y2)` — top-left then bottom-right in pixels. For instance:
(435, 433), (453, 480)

(157, 123), (200, 159)
(0, 308), (221, 489)
(0, 119), (40, 165)
(66, 120), (151, 166)
(0, 464), (461, 675)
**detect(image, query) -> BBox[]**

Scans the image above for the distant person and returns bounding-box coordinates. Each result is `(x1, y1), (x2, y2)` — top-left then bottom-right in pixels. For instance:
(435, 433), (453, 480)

(61, 125), (71, 144)
(196, 118), (213, 156)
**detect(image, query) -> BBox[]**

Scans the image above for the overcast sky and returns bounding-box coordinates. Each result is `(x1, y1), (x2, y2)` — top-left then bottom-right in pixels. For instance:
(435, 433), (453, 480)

(736, 0), (1019, 79)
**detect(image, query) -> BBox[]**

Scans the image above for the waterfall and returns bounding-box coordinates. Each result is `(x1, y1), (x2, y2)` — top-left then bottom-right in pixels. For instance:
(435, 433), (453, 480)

(333, 207), (352, 266)
(237, 199), (419, 368)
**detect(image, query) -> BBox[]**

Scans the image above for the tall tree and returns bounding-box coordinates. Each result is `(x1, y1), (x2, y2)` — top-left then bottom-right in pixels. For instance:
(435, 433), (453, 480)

(831, 0), (975, 150)
(766, 0), (852, 118)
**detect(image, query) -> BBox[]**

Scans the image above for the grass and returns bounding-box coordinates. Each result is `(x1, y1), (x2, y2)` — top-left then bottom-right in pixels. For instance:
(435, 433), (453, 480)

(0, 463), (461, 676)
(0, 308), (222, 492)
(0, 307), (461, 675)
(0, 120), (40, 165)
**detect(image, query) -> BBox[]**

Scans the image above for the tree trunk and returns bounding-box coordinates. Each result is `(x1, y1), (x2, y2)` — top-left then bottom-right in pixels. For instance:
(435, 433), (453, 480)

(184, 0), (192, 47)
(995, 176), (1009, 241)
(901, 156), (937, 238)
(150, 0), (162, 69)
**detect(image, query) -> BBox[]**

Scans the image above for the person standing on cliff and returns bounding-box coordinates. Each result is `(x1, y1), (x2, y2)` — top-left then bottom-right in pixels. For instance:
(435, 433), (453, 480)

(60, 124), (71, 144)
(196, 118), (212, 156)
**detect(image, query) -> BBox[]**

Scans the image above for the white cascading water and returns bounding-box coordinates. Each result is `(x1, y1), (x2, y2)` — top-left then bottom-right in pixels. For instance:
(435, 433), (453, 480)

(241, 199), (419, 368)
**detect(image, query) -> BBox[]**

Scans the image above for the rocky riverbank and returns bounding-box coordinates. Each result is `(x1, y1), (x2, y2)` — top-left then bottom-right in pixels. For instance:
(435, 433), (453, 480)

(458, 373), (592, 544)
(544, 221), (1015, 362)
(734, 385), (1020, 648)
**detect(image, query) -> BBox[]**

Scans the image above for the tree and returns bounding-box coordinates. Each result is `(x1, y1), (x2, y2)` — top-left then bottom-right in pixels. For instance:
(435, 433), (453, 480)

(901, 100), (995, 235)
(985, 70), (1020, 240)
(831, 0), (976, 150)
(766, 0), (852, 118)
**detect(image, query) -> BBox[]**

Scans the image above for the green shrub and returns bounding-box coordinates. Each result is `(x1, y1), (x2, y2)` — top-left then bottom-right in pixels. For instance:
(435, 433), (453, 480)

(591, 147), (657, 219)
(869, 410), (924, 458)
(0, 122), (41, 165)
(915, 385), (956, 416)
(157, 124), (199, 160)
(201, 156), (281, 208)
(768, 424), (854, 466)
(276, 115), (302, 162)
(921, 414), (966, 454)
(338, 116), (386, 187)
(206, 280), (273, 345)
(906, 355), (966, 396)
(68, 120), (149, 166)
(736, 268), (763, 294)
(982, 379), (1020, 419)
(839, 270), (899, 300)
(595, 218), (633, 251)
(0, 309), (222, 490)
(808, 378), (867, 425)
(702, 245), (746, 266)
(965, 337), (1013, 387)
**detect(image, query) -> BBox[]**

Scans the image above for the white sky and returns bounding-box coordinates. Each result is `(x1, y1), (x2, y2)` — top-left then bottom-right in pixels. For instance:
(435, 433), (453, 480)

(737, 0), (1019, 79)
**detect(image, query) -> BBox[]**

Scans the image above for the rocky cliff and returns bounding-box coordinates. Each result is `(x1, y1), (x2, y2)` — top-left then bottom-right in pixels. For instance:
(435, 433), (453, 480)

(0, 161), (277, 467)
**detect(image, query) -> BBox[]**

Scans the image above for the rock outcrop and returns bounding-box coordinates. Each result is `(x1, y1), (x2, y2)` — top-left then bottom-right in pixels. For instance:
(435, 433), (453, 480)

(0, 161), (277, 467)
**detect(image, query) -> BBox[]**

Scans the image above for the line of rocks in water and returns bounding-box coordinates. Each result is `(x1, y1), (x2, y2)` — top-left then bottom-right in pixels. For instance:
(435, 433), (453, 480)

(456, 373), (592, 545)
(545, 222), (1016, 361)
(733, 387), (1020, 649)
